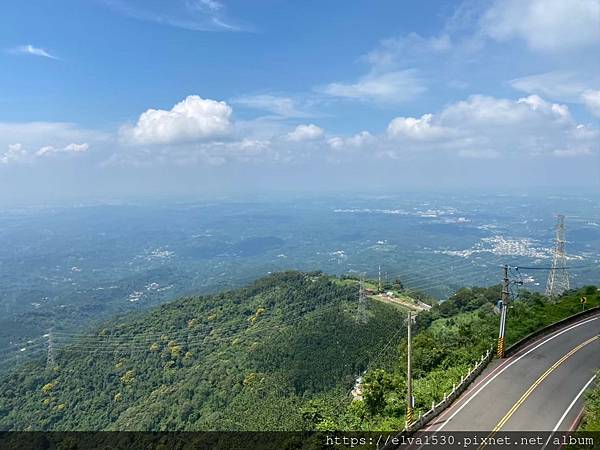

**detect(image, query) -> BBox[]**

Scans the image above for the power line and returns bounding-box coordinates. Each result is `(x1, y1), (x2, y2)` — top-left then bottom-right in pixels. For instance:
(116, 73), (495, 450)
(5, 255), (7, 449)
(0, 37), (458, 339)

(0, 301), (355, 363)
(514, 265), (595, 270)
(546, 214), (570, 299)
(5, 257), (589, 363)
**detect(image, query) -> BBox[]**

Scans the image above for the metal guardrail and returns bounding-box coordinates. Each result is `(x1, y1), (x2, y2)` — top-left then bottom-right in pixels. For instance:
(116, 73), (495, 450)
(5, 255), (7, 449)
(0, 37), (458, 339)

(505, 306), (600, 357)
(406, 347), (494, 432)
(381, 306), (600, 449)
(382, 347), (494, 448)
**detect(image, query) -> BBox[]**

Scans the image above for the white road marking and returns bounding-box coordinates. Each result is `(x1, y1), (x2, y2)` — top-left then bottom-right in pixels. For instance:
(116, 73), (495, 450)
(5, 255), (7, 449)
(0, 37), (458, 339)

(542, 373), (597, 450)
(433, 316), (599, 432)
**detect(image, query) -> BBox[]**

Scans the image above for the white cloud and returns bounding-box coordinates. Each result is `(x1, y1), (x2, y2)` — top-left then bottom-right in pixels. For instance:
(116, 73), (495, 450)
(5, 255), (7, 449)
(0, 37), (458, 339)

(481, 0), (600, 51)
(364, 33), (452, 68)
(104, 135), (277, 167)
(103, 0), (246, 32)
(232, 94), (312, 118)
(379, 94), (597, 160)
(511, 72), (600, 118)
(517, 95), (570, 119)
(582, 90), (600, 117)
(387, 114), (450, 140)
(321, 70), (426, 104)
(328, 131), (374, 150)
(9, 44), (58, 59)
(0, 122), (105, 166)
(121, 95), (233, 145)
(440, 95), (570, 126)
(65, 143), (90, 153)
(553, 148), (593, 157)
(0, 143), (28, 164)
(195, 0), (222, 12)
(36, 143), (90, 157)
(0, 141), (90, 165)
(286, 124), (324, 142)
(510, 71), (599, 103)
(139, 94), (594, 165)
(326, 137), (344, 150)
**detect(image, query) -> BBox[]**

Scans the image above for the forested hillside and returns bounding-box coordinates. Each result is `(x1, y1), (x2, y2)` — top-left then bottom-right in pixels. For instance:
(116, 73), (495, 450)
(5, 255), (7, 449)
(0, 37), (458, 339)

(1, 269), (597, 432)
(0, 271), (407, 431)
(319, 285), (600, 431)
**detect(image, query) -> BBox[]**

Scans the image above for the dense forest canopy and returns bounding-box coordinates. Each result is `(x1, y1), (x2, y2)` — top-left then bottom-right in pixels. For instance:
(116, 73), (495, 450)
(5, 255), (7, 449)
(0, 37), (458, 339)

(1, 270), (597, 432)
(0, 271), (407, 431)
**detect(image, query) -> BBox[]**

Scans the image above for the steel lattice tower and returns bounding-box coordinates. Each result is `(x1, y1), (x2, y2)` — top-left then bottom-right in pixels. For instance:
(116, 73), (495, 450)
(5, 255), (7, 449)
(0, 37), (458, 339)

(46, 330), (55, 369)
(355, 276), (368, 324)
(545, 215), (570, 299)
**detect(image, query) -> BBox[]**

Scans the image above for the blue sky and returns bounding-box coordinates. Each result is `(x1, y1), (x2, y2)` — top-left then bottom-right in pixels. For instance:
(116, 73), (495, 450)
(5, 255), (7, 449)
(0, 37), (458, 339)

(1, 0), (599, 203)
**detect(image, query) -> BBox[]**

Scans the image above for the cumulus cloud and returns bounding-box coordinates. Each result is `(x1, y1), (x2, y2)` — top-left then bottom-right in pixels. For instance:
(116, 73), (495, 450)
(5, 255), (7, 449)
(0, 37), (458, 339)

(387, 114), (450, 140)
(517, 95), (570, 119)
(328, 131), (374, 151)
(481, 0), (600, 51)
(582, 90), (600, 117)
(286, 124), (324, 142)
(112, 93), (597, 167)
(36, 143), (90, 157)
(0, 142), (90, 164)
(380, 94), (597, 159)
(0, 143), (28, 164)
(510, 72), (600, 118)
(121, 95), (233, 145)
(440, 95), (570, 126)
(321, 70), (426, 104)
(9, 44), (58, 59)
(0, 122), (104, 166)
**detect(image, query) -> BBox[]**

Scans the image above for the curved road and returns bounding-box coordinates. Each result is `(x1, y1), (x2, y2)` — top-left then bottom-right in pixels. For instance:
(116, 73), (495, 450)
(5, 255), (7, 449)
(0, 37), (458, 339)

(420, 313), (600, 443)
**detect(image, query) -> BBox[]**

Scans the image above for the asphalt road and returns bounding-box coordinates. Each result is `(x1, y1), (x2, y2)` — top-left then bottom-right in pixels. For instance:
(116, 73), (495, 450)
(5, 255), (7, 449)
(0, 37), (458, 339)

(422, 313), (600, 437)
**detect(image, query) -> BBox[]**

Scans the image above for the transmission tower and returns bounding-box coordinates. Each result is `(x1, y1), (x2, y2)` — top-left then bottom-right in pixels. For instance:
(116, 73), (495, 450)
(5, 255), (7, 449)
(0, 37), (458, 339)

(545, 214), (570, 300)
(355, 276), (368, 324)
(46, 330), (55, 369)
(378, 265), (382, 293)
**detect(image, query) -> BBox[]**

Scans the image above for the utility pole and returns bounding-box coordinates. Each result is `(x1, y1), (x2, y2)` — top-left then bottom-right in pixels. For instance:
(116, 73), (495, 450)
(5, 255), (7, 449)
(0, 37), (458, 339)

(497, 265), (510, 358)
(406, 311), (413, 427)
(378, 265), (382, 293)
(546, 214), (570, 301)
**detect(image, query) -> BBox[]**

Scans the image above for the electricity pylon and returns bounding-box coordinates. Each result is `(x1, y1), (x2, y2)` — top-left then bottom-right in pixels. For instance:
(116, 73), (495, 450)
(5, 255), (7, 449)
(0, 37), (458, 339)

(355, 276), (368, 324)
(545, 214), (570, 300)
